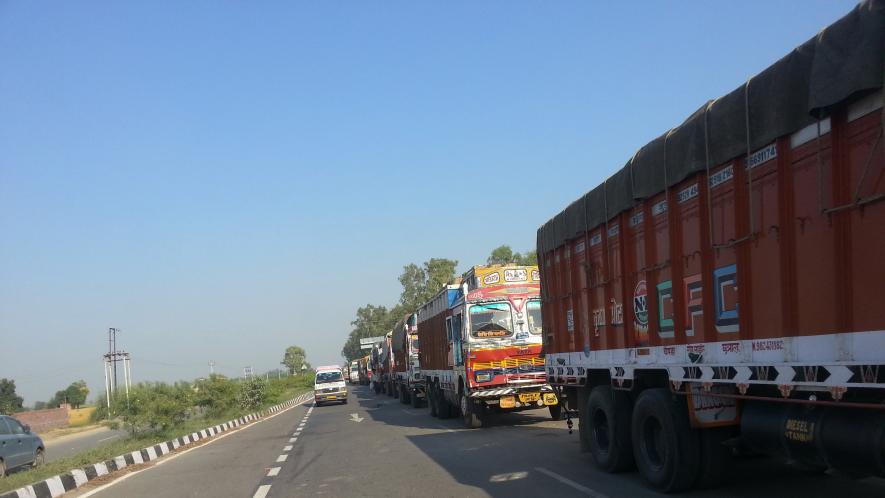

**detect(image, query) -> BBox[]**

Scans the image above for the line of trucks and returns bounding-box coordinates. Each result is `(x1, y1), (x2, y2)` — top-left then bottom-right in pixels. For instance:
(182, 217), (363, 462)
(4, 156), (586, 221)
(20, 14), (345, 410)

(345, 2), (885, 492)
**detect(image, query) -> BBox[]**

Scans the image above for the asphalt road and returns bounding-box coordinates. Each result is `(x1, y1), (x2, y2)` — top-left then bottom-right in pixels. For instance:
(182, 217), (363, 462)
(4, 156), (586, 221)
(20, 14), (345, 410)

(74, 386), (885, 498)
(43, 427), (128, 463)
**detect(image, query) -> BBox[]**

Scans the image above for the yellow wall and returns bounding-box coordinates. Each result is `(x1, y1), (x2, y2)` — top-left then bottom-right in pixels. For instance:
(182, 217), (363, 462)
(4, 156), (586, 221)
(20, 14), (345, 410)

(68, 406), (96, 427)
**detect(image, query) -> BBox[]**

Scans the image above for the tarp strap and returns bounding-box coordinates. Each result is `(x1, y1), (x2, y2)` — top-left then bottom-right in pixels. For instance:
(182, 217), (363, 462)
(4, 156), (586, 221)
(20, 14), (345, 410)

(703, 99), (718, 248)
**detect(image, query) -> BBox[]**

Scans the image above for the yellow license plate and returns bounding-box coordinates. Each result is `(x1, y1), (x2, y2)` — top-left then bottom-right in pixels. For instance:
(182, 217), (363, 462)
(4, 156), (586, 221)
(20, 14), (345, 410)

(543, 393), (558, 405)
(328, 395), (337, 399)
(499, 396), (516, 408)
(519, 392), (541, 403)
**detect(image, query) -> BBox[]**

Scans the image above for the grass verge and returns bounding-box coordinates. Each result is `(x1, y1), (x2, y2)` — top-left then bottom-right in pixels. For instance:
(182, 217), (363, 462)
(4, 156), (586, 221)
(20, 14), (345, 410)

(0, 387), (311, 495)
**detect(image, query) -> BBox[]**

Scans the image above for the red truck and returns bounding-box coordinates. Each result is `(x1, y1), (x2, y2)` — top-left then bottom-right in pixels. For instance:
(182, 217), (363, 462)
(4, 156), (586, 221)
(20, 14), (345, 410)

(538, 2), (884, 492)
(391, 313), (426, 407)
(419, 265), (558, 428)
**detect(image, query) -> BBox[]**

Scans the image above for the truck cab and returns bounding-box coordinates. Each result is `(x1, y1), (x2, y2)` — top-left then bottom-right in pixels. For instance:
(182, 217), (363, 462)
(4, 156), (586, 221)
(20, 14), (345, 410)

(314, 366), (348, 406)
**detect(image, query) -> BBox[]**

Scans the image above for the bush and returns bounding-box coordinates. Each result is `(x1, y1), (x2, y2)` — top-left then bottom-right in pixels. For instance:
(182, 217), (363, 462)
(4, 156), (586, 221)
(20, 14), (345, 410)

(120, 383), (192, 436)
(237, 377), (267, 410)
(193, 375), (238, 418)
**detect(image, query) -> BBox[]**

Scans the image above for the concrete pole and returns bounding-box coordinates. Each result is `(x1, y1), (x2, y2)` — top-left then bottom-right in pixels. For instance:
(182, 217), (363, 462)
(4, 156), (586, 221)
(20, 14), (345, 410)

(104, 358), (111, 412)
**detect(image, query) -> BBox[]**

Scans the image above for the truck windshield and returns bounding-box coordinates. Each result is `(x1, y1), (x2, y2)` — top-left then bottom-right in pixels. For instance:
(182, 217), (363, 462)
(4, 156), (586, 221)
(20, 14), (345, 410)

(527, 300), (543, 334)
(316, 371), (342, 383)
(470, 303), (513, 338)
(409, 335), (420, 351)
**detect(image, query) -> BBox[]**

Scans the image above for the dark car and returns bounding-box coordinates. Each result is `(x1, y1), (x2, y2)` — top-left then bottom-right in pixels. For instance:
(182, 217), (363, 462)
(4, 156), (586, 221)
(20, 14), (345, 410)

(0, 415), (45, 477)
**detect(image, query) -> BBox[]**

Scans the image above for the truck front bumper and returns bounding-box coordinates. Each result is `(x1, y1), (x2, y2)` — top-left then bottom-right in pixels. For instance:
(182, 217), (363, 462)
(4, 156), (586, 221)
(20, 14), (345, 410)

(470, 385), (557, 409)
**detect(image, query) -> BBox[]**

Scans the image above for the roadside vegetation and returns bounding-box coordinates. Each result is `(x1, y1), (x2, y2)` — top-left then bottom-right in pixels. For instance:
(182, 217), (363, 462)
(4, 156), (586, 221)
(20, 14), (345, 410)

(0, 373), (314, 494)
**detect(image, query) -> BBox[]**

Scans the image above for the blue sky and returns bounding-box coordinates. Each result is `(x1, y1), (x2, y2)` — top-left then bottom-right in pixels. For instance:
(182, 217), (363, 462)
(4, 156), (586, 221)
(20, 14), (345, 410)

(0, 1), (858, 404)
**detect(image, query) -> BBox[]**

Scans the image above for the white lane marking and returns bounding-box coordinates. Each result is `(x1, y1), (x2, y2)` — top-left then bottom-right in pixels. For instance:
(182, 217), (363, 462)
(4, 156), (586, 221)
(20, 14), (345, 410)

(288, 437), (296, 443)
(98, 434), (121, 442)
(77, 394), (313, 497)
(534, 467), (611, 498)
(283, 445), (293, 451)
(276, 454), (288, 462)
(267, 467), (281, 477)
(349, 413), (365, 423)
(253, 484), (272, 498)
(298, 422), (305, 427)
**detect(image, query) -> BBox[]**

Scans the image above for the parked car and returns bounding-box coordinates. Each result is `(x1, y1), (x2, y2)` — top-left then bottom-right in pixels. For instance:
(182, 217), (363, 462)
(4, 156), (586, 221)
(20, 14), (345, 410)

(0, 415), (45, 477)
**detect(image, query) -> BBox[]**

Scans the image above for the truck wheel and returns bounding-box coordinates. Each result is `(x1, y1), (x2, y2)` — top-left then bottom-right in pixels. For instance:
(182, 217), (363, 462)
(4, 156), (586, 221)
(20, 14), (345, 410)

(548, 403), (564, 421)
(399, 385), (409, 404)
(694, 427), (732, 489)
(411, 390), (421, 408)
(374, 382), (381, 395)
(461, 393), (483, 428)
(429, 384), (439, 417)
(438, 390), (454, 419)
(631, 388), (700, 493)
(586, 386), (634, 473)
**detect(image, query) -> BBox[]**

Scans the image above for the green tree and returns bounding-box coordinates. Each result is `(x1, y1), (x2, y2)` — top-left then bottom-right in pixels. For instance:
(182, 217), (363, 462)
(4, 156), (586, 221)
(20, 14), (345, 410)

(0, 378), (24, 414)
(48, 380), (89, 408)
(487, 245), (537, 266)
(398, 258), (458, 312)
(340, 304), (400, 361)
(282, 346), (310, 375)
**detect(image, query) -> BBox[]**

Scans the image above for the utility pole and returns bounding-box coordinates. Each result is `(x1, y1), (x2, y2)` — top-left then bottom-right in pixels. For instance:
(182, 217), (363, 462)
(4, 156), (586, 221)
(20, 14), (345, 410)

(208, 360), (215, 376)
(103, 328), (131, 414)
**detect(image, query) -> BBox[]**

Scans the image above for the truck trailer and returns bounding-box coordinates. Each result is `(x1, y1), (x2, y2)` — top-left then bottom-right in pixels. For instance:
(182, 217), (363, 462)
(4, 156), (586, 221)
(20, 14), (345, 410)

(537, 1), (884, 492)
(419, 265), (559, 428)
(391, 313), (425, 407)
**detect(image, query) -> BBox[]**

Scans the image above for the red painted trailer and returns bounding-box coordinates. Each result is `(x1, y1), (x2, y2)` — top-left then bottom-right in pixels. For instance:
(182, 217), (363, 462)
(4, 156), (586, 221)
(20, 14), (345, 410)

(538, 1), (885, 492)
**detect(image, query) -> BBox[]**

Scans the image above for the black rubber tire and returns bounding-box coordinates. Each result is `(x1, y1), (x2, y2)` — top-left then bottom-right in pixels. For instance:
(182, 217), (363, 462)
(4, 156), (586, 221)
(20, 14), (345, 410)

(548, 403), (564, 421)
(461, 393), (483, 428)
(0, 458), (6, 478)
(429, 384), (439, 417)
(33, 449), (44, 468)
(438, 389), (454, 419)
(342, 398), (348, 405)
(411, 390), (421, 408)
(586, 386), (635, 473)
(399, 385), (409, 404)
(694, 427), (732, 489)
(374, 382), (381, 395)
(631, 388), (700, 493)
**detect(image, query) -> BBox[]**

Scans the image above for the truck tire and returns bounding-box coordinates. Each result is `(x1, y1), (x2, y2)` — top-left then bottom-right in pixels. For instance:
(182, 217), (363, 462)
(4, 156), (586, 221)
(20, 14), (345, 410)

(400, 385), (409, 404)
(461, 393), (483, 428)
(374, 381), (381, 395)
(548, 403), (564, 421)
(585, 386), (634, 473)
(694, 427), (732, 489)
(631, 388), (700, 493)
(411, 389), (421, 408)
(429, 384), (439, 417)
(438, 389), (454, 419)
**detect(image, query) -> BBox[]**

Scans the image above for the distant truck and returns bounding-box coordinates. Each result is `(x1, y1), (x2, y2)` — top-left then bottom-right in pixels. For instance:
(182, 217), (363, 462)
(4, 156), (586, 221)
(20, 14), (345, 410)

(419, 265), (559, 428)
(357, 354), (371, 386)
(537, 2), (885, 492)
(391, 313), (425, 407)
(349, 360), (360, 384)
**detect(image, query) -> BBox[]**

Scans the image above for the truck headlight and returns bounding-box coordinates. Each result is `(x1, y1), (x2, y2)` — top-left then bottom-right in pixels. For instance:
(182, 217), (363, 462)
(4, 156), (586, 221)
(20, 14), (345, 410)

(475, 372), (492, 383)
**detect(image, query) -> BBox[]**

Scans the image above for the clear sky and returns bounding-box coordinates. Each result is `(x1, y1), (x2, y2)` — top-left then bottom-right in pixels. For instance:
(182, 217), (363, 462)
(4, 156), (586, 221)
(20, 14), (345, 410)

(0, 1), (858, 404)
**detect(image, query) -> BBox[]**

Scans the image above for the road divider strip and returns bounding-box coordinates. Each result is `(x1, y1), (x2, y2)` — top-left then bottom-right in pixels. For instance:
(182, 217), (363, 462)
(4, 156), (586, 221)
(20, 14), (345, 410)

(0, 392), (314, 498)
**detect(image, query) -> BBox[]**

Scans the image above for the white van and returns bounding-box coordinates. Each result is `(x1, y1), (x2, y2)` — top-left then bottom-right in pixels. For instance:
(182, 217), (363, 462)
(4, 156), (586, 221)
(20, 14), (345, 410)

(314, 365), (348, 406)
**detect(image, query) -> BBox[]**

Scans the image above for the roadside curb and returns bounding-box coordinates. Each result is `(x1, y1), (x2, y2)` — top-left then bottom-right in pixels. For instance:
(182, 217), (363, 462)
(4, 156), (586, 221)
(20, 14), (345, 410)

(0, 392), (312, 498)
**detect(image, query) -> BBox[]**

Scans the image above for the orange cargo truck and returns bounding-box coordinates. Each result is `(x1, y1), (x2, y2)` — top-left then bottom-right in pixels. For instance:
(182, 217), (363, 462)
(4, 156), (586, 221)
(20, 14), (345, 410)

(419, 265), (559, 428)
(538, 1), (884, 492)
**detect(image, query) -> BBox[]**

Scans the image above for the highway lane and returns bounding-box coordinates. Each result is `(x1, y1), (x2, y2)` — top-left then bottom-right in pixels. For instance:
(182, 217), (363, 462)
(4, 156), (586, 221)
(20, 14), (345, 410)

(70, 386), (885, 497)
(264, 386), (885, 498)
(72, 400), (313, 498)
(43, 427), (128, 464)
